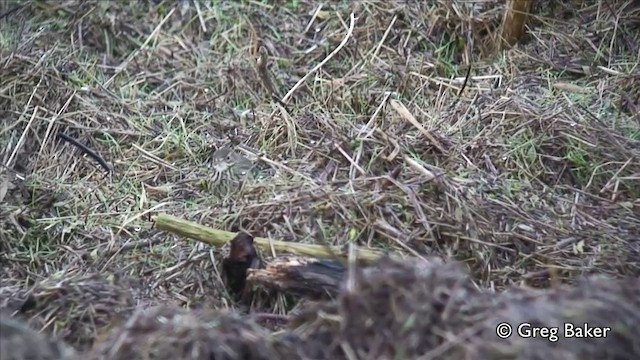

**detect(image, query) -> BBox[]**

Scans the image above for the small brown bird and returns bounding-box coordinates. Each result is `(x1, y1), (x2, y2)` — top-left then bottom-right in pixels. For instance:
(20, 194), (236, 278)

(210, 147), (254, 196)
(211, 147), (253, 178)
(222, 233), (262, 301)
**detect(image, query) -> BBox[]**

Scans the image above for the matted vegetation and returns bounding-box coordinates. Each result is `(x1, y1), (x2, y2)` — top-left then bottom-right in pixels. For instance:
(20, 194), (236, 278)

(1, 0), (639, 359)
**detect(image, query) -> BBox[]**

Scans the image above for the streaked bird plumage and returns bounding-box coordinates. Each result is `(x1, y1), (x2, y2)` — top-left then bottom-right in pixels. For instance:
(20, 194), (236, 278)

(210, 147), (254, 196)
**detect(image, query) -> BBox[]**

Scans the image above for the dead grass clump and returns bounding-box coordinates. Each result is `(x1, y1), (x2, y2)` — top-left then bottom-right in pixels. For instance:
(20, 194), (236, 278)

(0, 313), (77, 360)
(90, 305), (286, 360)
(0, 271), (134, 352)
(469, 276), (640, 360)
(287, 257), (485, 359)
(286, 258), (640, 360)
(613, 70), (640, 116)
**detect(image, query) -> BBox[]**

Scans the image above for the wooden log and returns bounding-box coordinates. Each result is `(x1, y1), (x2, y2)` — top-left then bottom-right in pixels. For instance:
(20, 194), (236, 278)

(499, 0), (533, 49)
(246, 256), (346, 300)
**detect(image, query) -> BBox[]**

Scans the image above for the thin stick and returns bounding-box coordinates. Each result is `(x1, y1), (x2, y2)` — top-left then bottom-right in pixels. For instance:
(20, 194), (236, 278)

(273, 12), (357, 110)
(57, 133), (111, 174)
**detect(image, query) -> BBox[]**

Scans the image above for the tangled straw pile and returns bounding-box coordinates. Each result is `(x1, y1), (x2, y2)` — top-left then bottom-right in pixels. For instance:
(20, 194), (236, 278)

(0, 313), (76, 360)
(3, 257), (639, 360)
(89, 305), (289, 360)
(289, 257), (640, 359)
(0, 271), (134, 352)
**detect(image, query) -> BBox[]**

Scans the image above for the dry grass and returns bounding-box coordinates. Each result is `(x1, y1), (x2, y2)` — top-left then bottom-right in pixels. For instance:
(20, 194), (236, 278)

(1, 0), (639, 358)
(0, 271), (134, 350)
(90, 305), (286, 360)
(1, 312), (77, 360)
(288, 257), (640, 359)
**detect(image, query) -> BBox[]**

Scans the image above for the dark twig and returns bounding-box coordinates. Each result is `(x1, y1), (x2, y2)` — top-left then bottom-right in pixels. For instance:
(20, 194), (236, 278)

(56, 132), (112, 174)
(457, 65), (472, 97)
(255, 45), (290, 111)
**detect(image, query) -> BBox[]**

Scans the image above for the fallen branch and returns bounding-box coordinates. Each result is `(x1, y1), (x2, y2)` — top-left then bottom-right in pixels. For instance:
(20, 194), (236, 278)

(498, 0), (533, 50)
(247, 256), (346, 300)
(152, 213), (383, 263)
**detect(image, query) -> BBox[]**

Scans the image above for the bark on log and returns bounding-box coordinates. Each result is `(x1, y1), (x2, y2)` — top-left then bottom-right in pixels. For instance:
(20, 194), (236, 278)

(246, 256), (347, 300)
